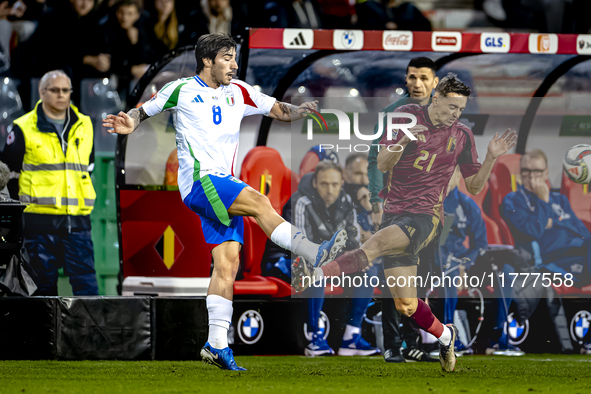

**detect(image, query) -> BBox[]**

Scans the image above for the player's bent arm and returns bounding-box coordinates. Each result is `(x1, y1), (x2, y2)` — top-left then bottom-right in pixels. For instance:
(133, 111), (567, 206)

(268, 100), (318, 122)
(464, 152), (496, 195)
(465, 128), (518, 194)
(128, 107), (150, 131)
(377, 143), (407, 173)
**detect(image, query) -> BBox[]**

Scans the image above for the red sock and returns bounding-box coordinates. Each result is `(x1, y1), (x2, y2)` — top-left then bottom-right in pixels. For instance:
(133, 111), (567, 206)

(410, 298), (444, 338)
(321, 249), (369, 277)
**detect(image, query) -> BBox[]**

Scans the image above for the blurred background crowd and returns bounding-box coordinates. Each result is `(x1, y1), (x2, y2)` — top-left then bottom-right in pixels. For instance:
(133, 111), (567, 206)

(2, 0), (591, 111)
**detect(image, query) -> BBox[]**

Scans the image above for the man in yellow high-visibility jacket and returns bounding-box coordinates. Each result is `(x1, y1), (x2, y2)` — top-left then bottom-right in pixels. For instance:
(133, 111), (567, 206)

(1, 70), (98, 295)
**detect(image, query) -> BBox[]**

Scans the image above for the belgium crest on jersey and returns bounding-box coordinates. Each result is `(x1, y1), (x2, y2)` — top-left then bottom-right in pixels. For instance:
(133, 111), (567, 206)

(446, 136), (457, 152)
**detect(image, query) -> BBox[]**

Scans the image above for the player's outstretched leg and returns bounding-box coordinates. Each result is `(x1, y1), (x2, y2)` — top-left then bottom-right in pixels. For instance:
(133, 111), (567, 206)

(228, 186), (347, 268)
(200, 241), (246, 371)
(292, 225), (408, 292)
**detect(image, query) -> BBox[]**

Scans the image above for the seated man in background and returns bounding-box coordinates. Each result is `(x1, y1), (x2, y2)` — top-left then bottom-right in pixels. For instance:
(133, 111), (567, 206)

(262, 160), (379, 356)
(501, 149), (586, 354)
(502, 149), (590, 285)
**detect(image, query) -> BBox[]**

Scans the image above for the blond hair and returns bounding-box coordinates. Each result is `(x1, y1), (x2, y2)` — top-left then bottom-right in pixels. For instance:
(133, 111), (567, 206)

(521, 149), (548, 167)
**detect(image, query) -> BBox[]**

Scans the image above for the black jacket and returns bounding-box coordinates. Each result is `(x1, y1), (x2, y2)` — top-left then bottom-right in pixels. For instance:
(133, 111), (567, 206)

(291, 172), (359, 250)
(261, 173), (360, 278)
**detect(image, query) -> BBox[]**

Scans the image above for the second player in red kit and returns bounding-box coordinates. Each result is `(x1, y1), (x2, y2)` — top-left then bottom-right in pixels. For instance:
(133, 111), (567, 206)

(292, 73), (517, 372)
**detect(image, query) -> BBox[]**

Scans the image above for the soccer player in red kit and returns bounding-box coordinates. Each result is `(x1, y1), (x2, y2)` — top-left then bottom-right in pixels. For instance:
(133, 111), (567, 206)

(292, 73), (517, 372)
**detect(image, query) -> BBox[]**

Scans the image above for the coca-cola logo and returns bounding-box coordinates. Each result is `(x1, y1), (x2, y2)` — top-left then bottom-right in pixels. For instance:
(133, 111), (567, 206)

(436, 36), (457, 45)
(385, 34), (410, 46)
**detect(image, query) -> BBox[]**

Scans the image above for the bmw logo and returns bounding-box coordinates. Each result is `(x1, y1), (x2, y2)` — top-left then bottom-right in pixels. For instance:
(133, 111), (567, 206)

(570, 310), (591, 345)
(303, 311), (330, 341)
(342, 31), (355, 48)
(504, 313), (529, 345)
(238, 310), (264, 345)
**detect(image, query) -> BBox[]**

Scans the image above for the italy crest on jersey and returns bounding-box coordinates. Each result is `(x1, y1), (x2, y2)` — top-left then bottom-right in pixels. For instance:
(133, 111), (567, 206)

(446, 136), (457, 152)
(227, 96), (235, 106)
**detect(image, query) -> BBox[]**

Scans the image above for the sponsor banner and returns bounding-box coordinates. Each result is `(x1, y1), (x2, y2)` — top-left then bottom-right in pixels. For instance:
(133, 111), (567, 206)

(528, 33), (558, 54)
(560, 115), (591, 137)
(382, 31), (413, 51)
(432, 31), (462, 52)
(480, 32), (510, 53)
(570, 310), (591, 345)
(576, 34), (591, 55)
(333, 30), (364, 50)
(283, 28), (314, 49)
(238, 310), (264, 345)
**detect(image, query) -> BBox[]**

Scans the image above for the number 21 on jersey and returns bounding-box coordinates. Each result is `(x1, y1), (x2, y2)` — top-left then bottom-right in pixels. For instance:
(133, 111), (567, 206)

(413, 150), (437, 172)
(212, 105), (222, 125)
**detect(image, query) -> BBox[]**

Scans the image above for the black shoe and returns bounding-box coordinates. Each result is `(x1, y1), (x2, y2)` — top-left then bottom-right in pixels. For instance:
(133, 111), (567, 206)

(383, 348), (406, 363)
(402, 347), (438, 363)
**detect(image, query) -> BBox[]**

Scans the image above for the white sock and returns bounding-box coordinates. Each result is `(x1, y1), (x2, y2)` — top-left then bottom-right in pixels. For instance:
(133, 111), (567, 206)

(343, 324), (360, 341)
(207, 294), (232, 349)
(270, 221), (318, 263)
(437, 325), (452, 346)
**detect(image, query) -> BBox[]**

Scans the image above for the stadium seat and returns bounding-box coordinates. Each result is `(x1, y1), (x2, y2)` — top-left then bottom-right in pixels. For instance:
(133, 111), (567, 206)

(299, 150), (320, 178)
(236, 217), (292, 297)
(486, 154), (523, 246)
(236, 206), (292, 298)
(240, 146), (299, 214)
(238, 147), (298, 297)
(457, 179), (504, 246)
(560, 174), (591, 232)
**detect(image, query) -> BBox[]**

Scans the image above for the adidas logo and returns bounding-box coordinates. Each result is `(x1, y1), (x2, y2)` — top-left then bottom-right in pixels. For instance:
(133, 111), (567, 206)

(283, 29), (314, 49)
(191, 95), (204, 103)
(290, 32), (307, 46)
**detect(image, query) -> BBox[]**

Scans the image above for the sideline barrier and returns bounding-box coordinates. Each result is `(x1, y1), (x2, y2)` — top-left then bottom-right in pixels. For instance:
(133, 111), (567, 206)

(0, 296), (588, 359)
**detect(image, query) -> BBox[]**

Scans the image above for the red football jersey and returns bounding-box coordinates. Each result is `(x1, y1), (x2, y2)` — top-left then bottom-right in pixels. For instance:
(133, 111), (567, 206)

(378, 104), (481, 220)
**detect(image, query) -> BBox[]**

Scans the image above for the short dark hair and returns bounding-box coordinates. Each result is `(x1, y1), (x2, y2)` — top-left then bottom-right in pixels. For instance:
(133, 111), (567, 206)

(114, 0), (140, 13)
(345, 153), (368, 168)
(313, 160), (343, 182)
(406, 57), (437, 76)
(434, 72), (471, 97)
(195, 33), (237, 74)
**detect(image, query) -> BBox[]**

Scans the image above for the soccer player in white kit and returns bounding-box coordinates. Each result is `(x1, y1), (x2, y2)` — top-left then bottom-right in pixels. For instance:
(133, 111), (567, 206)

(103, 33), (347, 371)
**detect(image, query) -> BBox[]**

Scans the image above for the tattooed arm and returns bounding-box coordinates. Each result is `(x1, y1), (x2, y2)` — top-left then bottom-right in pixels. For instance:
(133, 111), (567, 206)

(268, 100), (318, 122)
(103, 107), (150, 135)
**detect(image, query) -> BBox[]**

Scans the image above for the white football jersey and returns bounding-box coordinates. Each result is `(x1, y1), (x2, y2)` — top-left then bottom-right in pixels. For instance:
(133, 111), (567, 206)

(142, 76), (276, 200)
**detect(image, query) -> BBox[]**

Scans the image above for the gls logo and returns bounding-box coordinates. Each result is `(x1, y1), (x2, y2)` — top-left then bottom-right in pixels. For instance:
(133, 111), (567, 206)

(481, 33), (510, 53)
(306, 109), (418, 142)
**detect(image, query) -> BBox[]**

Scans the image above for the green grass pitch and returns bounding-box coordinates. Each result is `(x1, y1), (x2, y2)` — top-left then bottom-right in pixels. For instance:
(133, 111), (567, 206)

(1, 355), (590, 393)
